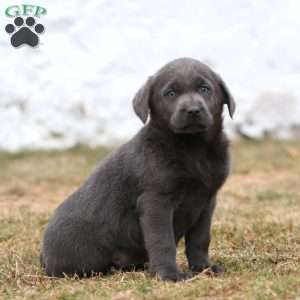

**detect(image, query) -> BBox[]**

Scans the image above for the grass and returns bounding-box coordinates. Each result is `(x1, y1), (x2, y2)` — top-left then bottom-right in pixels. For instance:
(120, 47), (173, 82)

(0, 140), (300, 299)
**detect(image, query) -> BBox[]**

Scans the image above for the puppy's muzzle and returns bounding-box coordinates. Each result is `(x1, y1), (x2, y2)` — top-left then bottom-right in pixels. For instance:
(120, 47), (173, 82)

(184, 105), (210, 119)
(182, 103), (213, 125)
(171, 99), (213, 133)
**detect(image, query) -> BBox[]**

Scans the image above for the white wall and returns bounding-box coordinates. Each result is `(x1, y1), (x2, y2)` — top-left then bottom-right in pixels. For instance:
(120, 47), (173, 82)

(0, 0), (299, 151)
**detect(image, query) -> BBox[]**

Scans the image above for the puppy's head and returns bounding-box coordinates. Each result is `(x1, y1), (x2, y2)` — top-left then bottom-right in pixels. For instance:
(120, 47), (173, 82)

(133, 58), (235, 134)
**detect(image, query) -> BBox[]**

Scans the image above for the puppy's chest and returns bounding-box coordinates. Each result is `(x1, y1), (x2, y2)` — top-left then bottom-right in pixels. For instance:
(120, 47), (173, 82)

(174, 152), (226, 192)
(170, 153), (227, 217)
(172, 185), (210, 239)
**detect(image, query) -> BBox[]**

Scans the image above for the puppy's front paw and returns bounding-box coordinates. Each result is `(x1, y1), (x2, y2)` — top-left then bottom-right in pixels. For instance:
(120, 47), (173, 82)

(190, 263), (224, 275)
(157, 269), (192, 282)
(210, 264), (224, 274)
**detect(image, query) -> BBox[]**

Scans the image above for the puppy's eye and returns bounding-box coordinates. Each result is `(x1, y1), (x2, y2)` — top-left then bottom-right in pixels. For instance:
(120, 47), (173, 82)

(198, 85), (211, 95)
(164, 89), (177, 98)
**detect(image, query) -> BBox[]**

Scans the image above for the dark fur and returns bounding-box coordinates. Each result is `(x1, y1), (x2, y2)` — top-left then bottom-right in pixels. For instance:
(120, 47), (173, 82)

(41, 57), (235, 281)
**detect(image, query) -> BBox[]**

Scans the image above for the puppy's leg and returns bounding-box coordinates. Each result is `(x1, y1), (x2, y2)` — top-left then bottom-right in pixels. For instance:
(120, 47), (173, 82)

(185, 197), (224, 274)
(42, 218), (112, 277)
(137, 192), (190, 282)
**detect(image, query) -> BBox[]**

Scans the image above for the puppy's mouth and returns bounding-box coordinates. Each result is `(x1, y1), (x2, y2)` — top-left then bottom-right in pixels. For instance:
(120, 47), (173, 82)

(172, 122), (210, 134)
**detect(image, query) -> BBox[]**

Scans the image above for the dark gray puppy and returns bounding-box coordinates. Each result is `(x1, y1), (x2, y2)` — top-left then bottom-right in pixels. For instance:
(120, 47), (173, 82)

(41, 57), (235, 281)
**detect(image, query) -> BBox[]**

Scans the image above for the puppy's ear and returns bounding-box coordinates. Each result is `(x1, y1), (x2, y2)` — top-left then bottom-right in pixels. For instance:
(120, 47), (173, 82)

(216, 74), (236, 119)
(132, 76), (153, 123)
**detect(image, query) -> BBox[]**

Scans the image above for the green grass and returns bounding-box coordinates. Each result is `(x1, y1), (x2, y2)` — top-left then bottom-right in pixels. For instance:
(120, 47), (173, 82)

(0, 141), (300, 299)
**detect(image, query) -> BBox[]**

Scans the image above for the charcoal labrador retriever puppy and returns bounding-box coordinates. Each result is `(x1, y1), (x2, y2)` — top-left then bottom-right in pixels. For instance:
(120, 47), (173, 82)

(41, 57), (235, 281)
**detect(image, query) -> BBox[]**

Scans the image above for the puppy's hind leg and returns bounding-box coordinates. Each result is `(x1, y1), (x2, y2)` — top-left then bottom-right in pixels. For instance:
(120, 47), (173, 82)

(42, 219), (113, 277)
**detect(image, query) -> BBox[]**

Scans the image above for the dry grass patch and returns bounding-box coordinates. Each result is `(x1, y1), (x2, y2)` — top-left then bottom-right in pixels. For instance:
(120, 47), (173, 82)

(0, 141), (300, 299)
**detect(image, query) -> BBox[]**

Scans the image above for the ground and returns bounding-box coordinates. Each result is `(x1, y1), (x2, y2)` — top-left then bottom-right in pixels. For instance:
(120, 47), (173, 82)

(0, 140), (300, 300)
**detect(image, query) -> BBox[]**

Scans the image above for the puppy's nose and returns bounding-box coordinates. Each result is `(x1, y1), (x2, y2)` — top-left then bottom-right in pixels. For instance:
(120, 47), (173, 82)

(186, 107), (201, 116)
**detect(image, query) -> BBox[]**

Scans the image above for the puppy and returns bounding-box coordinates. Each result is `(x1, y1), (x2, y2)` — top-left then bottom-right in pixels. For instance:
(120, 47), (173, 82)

(41, 57), (235, 281)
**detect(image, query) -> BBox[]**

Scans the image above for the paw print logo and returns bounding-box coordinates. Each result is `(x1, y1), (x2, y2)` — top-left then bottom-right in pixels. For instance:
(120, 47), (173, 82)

(5, 17), (45, 48)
